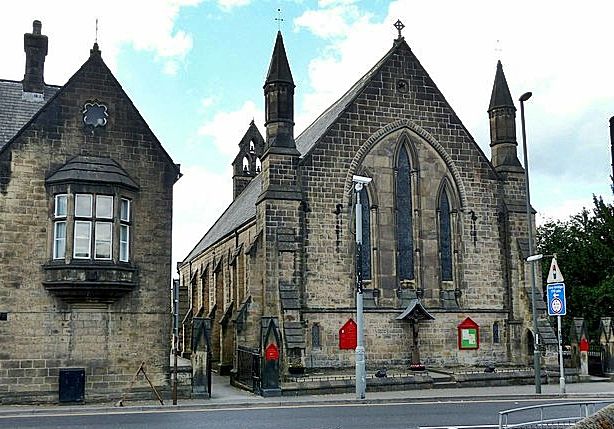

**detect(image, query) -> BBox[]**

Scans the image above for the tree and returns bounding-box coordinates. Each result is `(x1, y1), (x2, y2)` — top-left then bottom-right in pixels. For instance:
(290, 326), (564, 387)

(536, 194), (614, 339)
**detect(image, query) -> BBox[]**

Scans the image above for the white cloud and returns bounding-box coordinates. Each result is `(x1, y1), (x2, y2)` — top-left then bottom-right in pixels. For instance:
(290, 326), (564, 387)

(217, 0), (251, 11)
(173, 164), (232, 268)
(197, 100), (264, 155)
(293, 0), (614, 223)
(201, 96), (215, 108)
(0, 0), (201, 83)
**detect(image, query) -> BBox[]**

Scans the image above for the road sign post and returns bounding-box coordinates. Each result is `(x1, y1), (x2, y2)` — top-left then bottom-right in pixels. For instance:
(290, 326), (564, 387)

(546, 256), (566, 395)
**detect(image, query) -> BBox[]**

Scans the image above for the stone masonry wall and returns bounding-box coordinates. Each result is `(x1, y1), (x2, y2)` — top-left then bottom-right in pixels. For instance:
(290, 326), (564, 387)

(0, 52), (176, 403)
(297, 41), (527, 366)
(304, 311), (509, 368)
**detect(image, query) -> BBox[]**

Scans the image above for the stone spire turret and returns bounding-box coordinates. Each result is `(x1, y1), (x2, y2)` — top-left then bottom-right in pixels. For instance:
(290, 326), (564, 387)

(257, 31), (301, 203)
(488, 61), (522, 171)
(23, 20), (48, 94)
(263, 31), (297, 154)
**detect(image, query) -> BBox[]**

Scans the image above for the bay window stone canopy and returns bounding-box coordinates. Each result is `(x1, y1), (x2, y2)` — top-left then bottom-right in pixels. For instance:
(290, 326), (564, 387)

(43, 156), (139, 303)
(45, 156), (139, 190)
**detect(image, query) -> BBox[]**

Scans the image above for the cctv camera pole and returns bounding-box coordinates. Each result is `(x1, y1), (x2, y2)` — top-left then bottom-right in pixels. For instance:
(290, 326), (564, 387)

(353, 175), (371, 400)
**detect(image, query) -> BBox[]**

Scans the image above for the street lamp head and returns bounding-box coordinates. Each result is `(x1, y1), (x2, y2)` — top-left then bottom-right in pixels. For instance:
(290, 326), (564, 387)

(526, 254), (543, 262)
(520, 92), (533, 102)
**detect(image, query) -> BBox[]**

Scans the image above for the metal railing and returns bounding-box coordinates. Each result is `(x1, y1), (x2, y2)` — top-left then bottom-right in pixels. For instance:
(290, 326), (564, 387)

(499, 401), (613, 428)
(235, 346), (260, 393)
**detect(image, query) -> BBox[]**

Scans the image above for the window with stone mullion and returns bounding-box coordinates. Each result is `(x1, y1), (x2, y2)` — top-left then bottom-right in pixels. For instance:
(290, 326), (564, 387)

(119, 198), (131, 262)
(51, 191), (133, 263)
(53, 194), (67, 259)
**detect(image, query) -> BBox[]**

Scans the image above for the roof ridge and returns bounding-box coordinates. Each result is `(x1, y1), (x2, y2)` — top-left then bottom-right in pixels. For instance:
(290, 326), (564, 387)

(181, 174), (262, 264)
(0, 47), (180, 180)
(295, 42), (400, 157)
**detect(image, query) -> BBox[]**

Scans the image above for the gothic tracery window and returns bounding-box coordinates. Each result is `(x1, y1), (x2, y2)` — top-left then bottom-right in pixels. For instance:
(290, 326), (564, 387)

(396, 144), (414, 280)
(439, 188), (453, 281)
(360, 187), (372, 281)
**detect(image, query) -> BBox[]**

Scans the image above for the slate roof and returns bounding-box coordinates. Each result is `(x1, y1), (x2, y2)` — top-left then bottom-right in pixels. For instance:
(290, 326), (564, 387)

(182, 42), (400, 265)
(0, 79), (60, 150)
(295, 44), (395, 157)
(183, 174), (262, 262)
(46, 156), (139, 189)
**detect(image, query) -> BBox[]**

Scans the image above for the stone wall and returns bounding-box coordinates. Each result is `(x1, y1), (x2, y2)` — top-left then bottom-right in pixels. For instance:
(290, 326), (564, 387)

(0, 50), (176, 403)
(296, 42), (526, 365)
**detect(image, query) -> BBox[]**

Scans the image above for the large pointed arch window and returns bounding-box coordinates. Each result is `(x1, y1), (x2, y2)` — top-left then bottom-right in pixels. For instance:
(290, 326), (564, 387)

(396, 145), (414, 280)
(360, 187), (372, 281)
(438, 188), (453, 281)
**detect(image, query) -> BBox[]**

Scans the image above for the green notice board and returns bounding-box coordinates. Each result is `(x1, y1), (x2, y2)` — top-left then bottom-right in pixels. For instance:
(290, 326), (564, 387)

(458, 317), (480, 350)
(460, 328), (478, 349)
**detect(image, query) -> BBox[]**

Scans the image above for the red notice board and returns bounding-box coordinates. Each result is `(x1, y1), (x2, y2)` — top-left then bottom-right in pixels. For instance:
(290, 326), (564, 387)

(339, 318), (357, 350)
(458, 317), (480, 350)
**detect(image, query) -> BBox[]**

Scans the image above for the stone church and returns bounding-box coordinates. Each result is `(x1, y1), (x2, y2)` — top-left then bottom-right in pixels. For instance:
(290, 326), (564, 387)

(179, 25), (553, 386)
(0, 22), (180, 403)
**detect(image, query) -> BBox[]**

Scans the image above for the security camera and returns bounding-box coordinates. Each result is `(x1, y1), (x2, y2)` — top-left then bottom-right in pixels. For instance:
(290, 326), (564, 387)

(352, 175), (372, 185)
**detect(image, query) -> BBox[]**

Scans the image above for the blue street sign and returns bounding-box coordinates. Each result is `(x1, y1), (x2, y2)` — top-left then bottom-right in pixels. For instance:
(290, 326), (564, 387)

(547, 282), (567, 316)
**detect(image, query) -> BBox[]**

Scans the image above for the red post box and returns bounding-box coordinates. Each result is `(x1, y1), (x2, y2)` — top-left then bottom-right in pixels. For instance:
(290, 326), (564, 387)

(265, 343), (279, 361)
(579, 337), (589, 352)
(339, 318), (357, 350)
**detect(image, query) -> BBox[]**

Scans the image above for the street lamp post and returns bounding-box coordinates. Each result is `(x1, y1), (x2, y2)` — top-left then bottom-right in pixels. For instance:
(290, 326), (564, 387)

(353, 174), (371, 400)
(520, 91), (541, 394)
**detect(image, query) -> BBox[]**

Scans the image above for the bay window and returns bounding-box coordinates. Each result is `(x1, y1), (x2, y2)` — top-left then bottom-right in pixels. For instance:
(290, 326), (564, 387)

(52, 193), (132, 263)
(44, 155), (139, 303)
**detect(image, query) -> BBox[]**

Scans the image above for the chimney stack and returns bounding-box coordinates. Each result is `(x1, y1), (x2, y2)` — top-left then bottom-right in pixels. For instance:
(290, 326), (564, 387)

(23, 20), (48, 94)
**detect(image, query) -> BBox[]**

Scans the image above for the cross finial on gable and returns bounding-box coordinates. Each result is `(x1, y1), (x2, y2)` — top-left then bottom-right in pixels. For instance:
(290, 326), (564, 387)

(275, 8), (284, 31)
(394, 19), (405, 39)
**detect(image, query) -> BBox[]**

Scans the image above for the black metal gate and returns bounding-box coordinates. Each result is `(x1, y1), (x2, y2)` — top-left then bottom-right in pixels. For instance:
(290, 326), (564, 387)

(236, 346), (260, 393)
(588, 345), (609, 376)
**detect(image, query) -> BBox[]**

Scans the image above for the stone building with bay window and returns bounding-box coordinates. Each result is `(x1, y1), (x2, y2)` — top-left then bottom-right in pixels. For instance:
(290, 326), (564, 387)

(0, 21), (180, 403)
(179, 26), (557, 390)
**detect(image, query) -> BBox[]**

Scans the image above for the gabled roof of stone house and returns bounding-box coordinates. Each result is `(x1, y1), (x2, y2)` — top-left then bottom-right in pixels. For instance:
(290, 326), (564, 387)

(182, 35), (495, 265)
(0, 22), (180, 181)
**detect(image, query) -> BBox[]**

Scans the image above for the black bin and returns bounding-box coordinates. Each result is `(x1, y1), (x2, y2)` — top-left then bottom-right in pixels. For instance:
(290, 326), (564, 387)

(59, 368), (85, 403)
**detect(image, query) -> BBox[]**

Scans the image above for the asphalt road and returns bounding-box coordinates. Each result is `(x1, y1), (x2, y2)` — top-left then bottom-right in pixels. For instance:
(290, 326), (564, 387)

(0, 399), (592, 429)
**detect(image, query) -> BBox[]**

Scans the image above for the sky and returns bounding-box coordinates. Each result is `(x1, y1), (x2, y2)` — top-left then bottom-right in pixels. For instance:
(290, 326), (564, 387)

(1, 0), (613, 273)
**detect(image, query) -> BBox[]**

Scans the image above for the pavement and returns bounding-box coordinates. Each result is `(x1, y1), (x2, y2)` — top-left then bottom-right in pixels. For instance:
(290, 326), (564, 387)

(0, 374), (613, 418)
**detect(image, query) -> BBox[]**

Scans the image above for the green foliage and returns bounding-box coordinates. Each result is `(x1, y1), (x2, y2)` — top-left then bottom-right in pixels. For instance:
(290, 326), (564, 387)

(536, 195), (614, 339)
